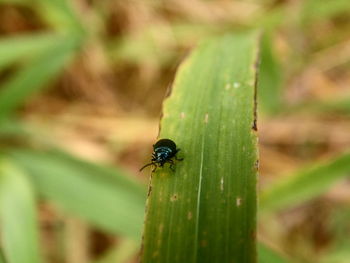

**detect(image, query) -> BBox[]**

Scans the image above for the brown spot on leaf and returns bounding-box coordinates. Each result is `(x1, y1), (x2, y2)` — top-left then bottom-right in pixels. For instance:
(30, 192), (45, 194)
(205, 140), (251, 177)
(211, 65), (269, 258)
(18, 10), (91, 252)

(204, 113), (209, 123)
(236, 197), (242, 207)
(170, 194), (178, 202)
(187, 211), (193, 220)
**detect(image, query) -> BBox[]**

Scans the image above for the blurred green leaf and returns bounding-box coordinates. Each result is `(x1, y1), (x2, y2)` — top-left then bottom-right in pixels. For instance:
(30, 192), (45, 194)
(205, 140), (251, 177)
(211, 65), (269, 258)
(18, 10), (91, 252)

(253, 6), (286, 30)
(260, 152), (350, 213)
(0, 0), (85, 34)
(291, 98), (350, 116)
(0, 0), (29, 4)
(9, 149), (146, 240)
(37, 0), (85, 34)
(318, 98), (350, 114)
(321, 248), (350, 263)
(301, 0), (350, 24)
(258, 243), (291, 263)
(0, 118), (28, 137)
(0, 34), (68, 70)
(259, 33), (283, 115)
(0, 37), (80, 120)
(254, 0), (350, 30)
(0, 159), (42, 263)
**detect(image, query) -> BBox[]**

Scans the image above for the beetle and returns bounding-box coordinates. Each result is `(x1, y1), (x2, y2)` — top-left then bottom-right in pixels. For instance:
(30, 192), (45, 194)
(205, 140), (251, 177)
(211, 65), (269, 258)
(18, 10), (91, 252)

(140, 138), (183, 172)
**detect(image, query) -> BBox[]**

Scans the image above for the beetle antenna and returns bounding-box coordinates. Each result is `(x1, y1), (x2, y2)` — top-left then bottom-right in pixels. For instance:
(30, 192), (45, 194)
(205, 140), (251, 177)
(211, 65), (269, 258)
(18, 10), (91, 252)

(139, 162), (155, 172)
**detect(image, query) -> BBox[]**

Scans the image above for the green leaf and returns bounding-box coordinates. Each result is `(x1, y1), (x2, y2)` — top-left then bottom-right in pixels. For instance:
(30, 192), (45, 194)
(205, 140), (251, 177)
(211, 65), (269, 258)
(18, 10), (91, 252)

(0, 37), (80, 120)
(258, 243), (291, 263)
(260, 152), (350, 213)
(0, 250), (5, 263)
(37, 0), (85, 34)
(321, 245), (350, 263)
(0, 118), (28, 137)
(253, 0), (350, 30)
(141, 32), (259, 262)
(0, 160), (42, 263)
(0, 34), (68, 70)
(301, 0), (350, 25)
(8, 149), (146, 240)
(258, 33), (283, 115)
(0, 0), (29, 4)
(290, 97), (350, 116)
(0, 0), (85, 34)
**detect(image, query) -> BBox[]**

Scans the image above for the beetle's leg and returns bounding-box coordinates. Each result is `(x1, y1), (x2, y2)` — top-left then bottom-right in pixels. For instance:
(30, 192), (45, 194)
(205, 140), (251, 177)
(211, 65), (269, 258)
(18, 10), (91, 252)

(175, 156), (184, 161)
(152, 164), (158, 172)
(140, 162), (155, 172)
(175, 149), (184, 161)
(167, 159), (175, 171)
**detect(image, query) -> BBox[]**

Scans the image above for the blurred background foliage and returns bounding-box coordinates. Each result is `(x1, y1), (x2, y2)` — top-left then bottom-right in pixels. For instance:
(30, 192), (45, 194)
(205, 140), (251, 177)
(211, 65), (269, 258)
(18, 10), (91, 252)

(0, 0), (350, 263)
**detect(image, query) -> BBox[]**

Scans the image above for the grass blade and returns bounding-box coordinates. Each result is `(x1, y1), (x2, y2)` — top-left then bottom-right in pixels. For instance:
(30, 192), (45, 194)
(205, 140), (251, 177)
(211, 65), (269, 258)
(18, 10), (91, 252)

(0, 160), (42, 263)
(260, 152), (350, 213)
(0, 34), (70, 70)
(301, 0), (350, 24)
(8, 149), (146, 240)
(37, 0), (85, 34)
(0, 37), (80, 120)
(259, 33), (283, 115)
(288, 97), (350, 116)
(141, 32), (259, 262)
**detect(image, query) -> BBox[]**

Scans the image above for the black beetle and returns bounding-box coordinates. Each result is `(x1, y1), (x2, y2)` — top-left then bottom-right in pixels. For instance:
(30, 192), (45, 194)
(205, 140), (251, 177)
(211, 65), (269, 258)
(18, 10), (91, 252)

(140, 138), (183, 172)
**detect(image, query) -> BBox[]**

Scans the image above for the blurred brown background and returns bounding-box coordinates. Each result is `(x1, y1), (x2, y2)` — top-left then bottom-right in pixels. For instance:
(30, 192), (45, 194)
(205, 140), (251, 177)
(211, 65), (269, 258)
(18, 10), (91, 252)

(0, 0), (350, 263)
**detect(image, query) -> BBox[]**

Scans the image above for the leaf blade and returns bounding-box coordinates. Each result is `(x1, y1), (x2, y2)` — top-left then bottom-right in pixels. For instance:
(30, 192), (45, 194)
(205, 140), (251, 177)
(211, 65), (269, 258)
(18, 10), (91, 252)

(0, 160), (43, 263)
(0, 33), (68, 70)
(258, 33), (283, 115)
(0, 37), (80, 120)
(141, 32), (259, 263)
(9, 149), (146, 240)
(260, 152), (350, 213)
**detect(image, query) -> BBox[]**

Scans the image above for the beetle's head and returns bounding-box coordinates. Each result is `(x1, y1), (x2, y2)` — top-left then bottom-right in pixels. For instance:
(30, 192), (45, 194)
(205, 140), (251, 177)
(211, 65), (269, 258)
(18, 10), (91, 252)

(153, 147), (172, 163)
